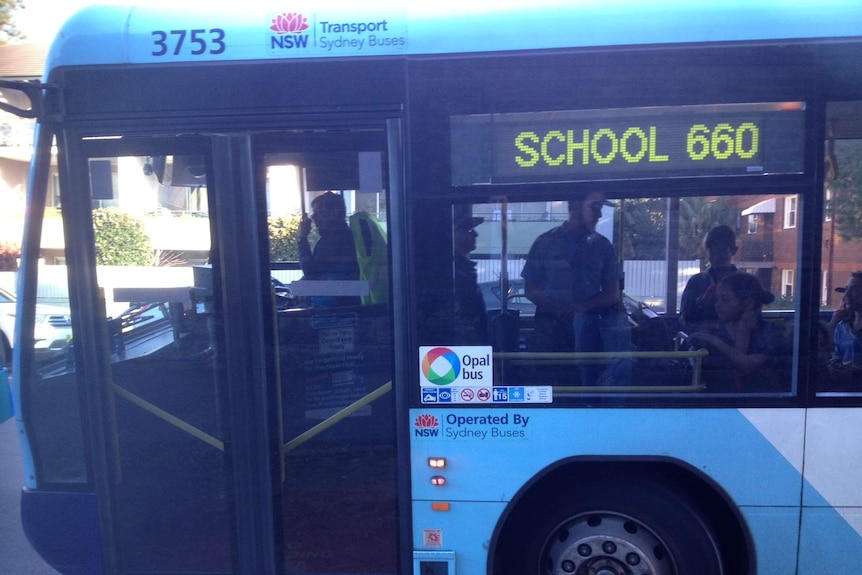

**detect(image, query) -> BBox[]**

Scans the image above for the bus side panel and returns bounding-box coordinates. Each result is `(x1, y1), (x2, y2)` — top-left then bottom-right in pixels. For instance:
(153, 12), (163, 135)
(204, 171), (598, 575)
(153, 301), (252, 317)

(799, 508), (862, 572)
(803, 409), (862, 507)
(410, 408), (809, 571)
(21, 490), (102, 574)
(799, 408), (862, 571)
(411, 501), (505, 575)
(740, 507), (800, 575)
(410, 408), (805, 505)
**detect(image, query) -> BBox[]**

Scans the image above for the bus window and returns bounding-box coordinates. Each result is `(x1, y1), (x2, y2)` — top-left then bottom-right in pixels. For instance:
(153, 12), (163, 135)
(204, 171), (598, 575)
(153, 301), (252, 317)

(17, 212), (82, 486)
(421, 193), (798, 396)
(821, 102), (862, 394)
(79, 151), (232, 572)
(264, 137), (398, 574)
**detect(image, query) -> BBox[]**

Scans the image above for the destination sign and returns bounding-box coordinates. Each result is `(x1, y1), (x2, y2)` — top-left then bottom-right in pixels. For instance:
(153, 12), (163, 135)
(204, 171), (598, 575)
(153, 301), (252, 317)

(450, 102), (805, 185)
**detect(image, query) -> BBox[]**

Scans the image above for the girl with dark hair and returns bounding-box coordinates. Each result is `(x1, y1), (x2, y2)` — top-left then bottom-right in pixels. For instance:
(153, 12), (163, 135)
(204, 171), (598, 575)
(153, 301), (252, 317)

(686, 271), (789, 392)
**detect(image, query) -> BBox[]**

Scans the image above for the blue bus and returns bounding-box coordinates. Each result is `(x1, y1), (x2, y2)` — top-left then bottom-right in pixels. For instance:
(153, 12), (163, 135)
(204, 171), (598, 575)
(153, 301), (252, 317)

(3, 1), (862, 573)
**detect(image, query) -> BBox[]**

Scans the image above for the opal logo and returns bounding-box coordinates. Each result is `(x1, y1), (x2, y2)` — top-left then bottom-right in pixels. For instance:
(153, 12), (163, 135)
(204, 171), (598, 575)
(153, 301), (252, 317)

(419, 346), (493, 387)
(414, 414), (440, 437)
(421, 347), (460, 386)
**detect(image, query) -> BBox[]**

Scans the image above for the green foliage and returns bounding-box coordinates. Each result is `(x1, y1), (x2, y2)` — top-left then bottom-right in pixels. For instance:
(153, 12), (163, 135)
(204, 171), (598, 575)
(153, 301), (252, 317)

(0, 0), (25, 44)
(619, 198), (666, 260)
(92, 208), (152, 266)
(0, 241), (20, 271)
(269, 214), (316, 262)
(678, 196), (737, 260)
(828, 139), (862, 243)
(617, 196), (737, 261)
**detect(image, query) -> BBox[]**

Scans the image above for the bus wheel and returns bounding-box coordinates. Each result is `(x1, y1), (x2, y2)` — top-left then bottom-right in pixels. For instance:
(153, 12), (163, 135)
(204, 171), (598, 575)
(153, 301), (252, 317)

(528, 478), (721, 575)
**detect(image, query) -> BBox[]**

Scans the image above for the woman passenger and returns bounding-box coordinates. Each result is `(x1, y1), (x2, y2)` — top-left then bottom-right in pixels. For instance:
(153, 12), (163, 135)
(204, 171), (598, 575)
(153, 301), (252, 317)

(686, 271), (789, 392)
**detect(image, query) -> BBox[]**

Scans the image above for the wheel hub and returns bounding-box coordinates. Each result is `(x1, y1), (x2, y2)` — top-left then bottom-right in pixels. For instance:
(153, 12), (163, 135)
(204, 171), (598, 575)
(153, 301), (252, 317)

(542, 513), (674, 575)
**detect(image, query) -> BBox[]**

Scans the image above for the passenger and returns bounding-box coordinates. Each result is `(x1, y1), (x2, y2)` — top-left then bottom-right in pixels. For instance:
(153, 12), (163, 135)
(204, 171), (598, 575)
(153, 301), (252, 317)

(298, 192), (361, 307)
(452, 209), (488, 345)
(680, 225), (739, 333)
(686, 271), (788, 392)
(827, 271), (862, 384)
(521, 191), (629, 385)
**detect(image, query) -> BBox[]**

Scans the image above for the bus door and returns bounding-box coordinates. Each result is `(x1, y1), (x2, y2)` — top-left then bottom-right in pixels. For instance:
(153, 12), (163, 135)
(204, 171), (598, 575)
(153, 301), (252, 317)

(255, 125), (401, 575)
(21, 122), (402, 575)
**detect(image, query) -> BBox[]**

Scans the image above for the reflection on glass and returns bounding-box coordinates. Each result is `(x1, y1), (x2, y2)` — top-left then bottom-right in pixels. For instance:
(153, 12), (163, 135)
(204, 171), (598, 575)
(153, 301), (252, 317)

(423, 194), (798, 395)
(822, 136), (862, 393)
(264, 148), (398, 574)
(26, 243), (85, 485)
(85, 154), (231, 572)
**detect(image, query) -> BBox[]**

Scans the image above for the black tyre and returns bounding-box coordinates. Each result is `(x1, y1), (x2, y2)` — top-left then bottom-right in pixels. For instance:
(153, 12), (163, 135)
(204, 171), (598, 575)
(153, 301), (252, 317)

(0, 334), (10, 368)
(523, 477), (722, 575)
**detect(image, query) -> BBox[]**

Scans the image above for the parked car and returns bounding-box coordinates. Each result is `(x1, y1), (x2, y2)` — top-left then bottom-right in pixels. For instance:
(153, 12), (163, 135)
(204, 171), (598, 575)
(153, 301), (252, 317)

(0, 285), (73, 366)
(479, 278), (659, 322)
(478, 278), (537, 318)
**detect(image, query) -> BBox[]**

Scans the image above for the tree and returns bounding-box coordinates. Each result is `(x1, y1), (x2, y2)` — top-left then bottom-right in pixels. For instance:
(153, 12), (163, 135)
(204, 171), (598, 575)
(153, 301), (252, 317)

(269, 214), (317, 262)
(0, 0), (25, 45)
(678, 196), (737, 261)
(616, 196), (737, 262)
(92, 208), (152, 266)
(0, 241), (20, 271)
(618, 198), (666, 260)
(828, 139), (862, 243)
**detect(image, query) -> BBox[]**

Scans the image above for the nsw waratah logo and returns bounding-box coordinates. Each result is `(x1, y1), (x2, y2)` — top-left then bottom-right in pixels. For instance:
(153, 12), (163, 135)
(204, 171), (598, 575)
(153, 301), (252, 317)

(421, 347), (460, 385)
(270, 12), (309, 34)
(414, 414), (439, 429)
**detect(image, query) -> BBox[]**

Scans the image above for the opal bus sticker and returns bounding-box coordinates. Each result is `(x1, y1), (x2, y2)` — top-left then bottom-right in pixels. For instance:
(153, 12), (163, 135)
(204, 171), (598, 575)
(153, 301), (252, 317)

(419, 345), (551, 404)
(420, 346), (493, 386)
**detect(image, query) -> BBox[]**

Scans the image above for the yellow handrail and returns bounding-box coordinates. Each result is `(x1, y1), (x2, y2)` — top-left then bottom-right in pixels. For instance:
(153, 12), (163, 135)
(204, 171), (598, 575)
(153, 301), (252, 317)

(113, 383), (225, 451)
(282, 381), (393, 453)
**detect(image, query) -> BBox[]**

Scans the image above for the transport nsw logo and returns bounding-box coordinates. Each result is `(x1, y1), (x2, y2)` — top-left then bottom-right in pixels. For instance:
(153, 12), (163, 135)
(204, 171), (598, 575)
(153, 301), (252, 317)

(270, 12), (309, 34)
(269, 12), (310, 49)
(414, 414), (440, 437)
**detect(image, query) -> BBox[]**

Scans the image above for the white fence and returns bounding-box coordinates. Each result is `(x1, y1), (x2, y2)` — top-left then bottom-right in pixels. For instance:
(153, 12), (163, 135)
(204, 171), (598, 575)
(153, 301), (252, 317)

(1, 266), (201, 316)
(476, 258), (700, 310)
(0, 260), (701, 314)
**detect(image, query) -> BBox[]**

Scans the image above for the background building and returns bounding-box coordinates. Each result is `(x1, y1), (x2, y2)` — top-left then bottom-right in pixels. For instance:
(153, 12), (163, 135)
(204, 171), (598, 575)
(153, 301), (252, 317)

(0, 42), (48, 251)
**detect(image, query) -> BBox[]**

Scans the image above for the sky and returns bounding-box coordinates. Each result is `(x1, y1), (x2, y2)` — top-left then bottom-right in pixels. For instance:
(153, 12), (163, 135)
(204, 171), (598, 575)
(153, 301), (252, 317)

(14, 0), (127, 43)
